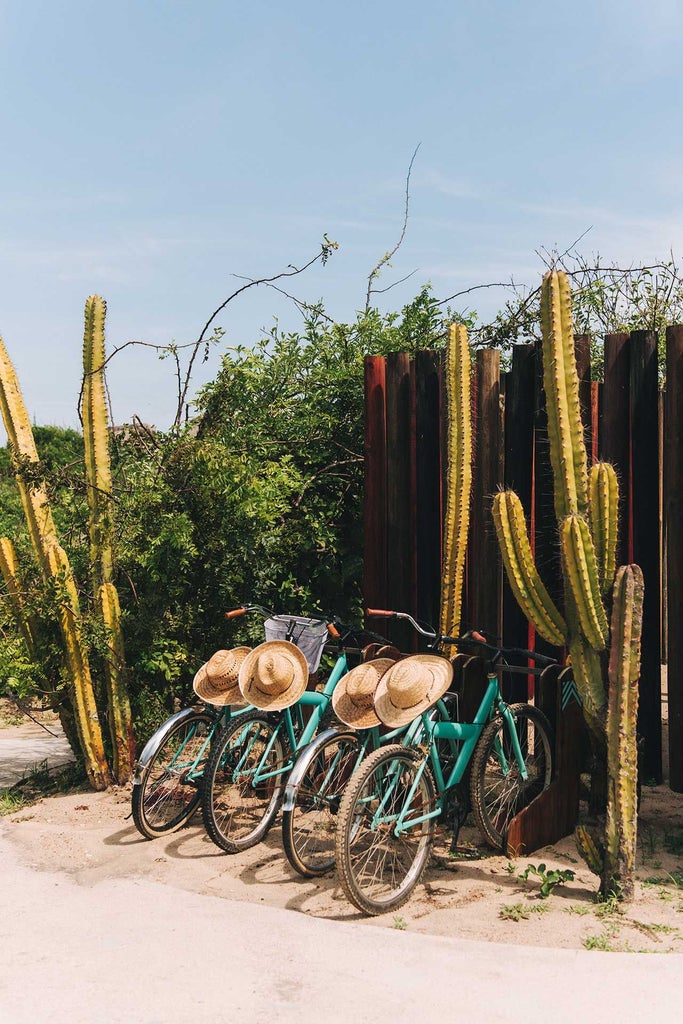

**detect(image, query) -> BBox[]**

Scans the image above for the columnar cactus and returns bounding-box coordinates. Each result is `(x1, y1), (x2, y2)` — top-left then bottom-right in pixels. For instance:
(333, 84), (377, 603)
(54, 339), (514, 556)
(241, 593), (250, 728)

(439, 323), (472, 648)
(0, 536), (38, 657)
(604, 564), (643, 898)
(82, 295), (133, 782)
(493, 269), (644, 900)
(0, 336), (111, 789)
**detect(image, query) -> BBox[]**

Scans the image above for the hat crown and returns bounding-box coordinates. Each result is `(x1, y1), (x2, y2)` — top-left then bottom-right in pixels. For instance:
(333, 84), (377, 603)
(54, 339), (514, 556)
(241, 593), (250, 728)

(253, 651), (295, 695)
(386, 661), (430, 710)
(206, 649), (239, 683)
(346, 667), (377, 709)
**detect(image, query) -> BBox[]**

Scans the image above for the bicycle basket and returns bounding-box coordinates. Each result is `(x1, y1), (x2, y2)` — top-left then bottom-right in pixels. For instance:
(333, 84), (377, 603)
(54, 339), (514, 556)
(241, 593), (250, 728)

(264, 615), (329, 674)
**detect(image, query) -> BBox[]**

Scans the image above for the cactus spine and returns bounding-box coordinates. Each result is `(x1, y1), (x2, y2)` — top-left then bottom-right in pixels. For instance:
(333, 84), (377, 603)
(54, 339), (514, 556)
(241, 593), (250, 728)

(439, 323), (472, 648)
(82, 296), (133, 782)
(589, 462), (619, 596)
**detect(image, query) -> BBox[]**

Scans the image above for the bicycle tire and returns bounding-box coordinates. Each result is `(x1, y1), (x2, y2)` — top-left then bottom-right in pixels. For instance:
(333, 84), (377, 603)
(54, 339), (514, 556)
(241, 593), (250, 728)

(282, 730), (364, 877)
(470, 703), (553, 851)
(202, 711), (287, 853)
(132, 711), (214, 840)
(335, 744), (436, 916)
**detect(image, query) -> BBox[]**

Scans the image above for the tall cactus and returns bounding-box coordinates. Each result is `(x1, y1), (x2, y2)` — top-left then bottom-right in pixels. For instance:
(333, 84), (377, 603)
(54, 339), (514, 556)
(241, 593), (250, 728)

(81, 295), (133, 782)
(0, 336), (111, 789)
(439, 323), (472, 649)
(493, 269), (644, 900)
(0, 536), (39, 657)
(604, 564), (643, 898)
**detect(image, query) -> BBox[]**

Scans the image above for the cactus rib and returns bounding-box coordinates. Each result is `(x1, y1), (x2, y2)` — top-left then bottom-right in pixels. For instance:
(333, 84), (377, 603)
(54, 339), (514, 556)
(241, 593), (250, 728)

(589, 462), (619, 595)
(560, 515), (609, 650)
(0, 536), (38, 656)
(540, 270), (589, 520)
(439, 323), (472, 644)
(492, 490), (566, 646)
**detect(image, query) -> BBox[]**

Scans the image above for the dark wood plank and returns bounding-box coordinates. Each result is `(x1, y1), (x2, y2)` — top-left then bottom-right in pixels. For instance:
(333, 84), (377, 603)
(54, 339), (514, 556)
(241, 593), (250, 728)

(363, 357), (388, 626)
(630, 330), (662, 783)
(503, 344), (536, 701)
(600, 333), (630, 568)
(506, 667), (583, 856)
(472, 349), (501, 638)
(415, 350), (443, 640)
(385, 352), (415, 651)
(665, 325), (683, 791)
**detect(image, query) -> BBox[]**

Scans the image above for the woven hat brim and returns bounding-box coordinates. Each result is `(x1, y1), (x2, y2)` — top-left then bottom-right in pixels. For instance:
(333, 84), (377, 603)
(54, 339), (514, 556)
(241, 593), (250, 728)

(238, 640), (309, 711)
(374, 656), (453, 728)
(332, 658), (395, 729)
(194, 647), (252, 707)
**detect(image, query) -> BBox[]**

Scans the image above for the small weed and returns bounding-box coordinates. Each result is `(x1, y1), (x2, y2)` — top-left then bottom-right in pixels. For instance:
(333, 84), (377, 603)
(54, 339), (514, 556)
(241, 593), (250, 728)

(500, 903), (530, 921)
(582, 933), (612, 951)
(0, 789), (28, 816)
(594, 893), (623, 919)
(392, 916), (407, 931)
(506, 861), (516, 874)
(519, 863), (575, 898)
(494, 886), (503, 893)
(564, 903), (591, 916)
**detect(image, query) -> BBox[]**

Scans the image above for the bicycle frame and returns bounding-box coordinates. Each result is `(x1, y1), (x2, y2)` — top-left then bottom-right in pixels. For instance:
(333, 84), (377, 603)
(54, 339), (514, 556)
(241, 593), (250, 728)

(228, 650), (350, 790)
(371, 670), (527, 836)
(282, 695), (456, 812)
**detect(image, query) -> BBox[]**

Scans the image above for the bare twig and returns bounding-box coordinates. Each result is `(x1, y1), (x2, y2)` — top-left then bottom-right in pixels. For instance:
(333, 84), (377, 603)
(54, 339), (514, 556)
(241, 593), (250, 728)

(365, 144), (421, 313)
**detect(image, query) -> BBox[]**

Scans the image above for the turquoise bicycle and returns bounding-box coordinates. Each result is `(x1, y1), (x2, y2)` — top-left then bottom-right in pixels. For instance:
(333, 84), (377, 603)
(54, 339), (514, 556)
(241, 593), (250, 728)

(334, 609), (555, 915)
(201, 607), (387, 856)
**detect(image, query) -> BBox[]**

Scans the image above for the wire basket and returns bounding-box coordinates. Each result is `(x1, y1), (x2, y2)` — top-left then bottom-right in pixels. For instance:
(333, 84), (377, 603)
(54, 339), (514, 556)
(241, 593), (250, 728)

(264, 615), (329, 673)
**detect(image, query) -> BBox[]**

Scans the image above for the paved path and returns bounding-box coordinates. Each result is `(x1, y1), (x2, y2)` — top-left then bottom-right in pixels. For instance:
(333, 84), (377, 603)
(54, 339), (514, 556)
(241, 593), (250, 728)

(0, 833), (680, 1024)
(0, 721), (74, 788)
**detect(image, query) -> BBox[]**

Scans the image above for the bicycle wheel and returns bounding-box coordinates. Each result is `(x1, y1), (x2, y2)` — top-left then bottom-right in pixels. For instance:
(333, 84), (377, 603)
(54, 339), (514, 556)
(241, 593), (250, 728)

(132, 711), (214, 840)
(202, 711), (287, 853)
(282, 730), (365, 877)
(470, 703), (553, 851)
(335, 744), (436, 916)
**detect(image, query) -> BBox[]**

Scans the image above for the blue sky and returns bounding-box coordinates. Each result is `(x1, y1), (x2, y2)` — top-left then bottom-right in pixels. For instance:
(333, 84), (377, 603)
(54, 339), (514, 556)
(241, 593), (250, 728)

(1, 0), (682, 434)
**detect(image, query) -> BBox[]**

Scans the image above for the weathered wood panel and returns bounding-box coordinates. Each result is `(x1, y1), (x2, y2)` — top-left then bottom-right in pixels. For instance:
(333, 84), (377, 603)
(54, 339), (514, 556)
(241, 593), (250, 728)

(665, 326), (683, 791)
(630, 330), (662, 782)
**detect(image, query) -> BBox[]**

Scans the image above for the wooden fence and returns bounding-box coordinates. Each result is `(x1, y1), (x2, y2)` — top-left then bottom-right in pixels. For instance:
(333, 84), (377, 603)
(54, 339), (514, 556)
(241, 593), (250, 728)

(364, 330), (683, 792)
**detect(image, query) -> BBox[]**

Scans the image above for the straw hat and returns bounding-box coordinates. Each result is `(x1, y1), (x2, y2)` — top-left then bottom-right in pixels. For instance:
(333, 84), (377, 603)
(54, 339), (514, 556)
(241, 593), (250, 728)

(238, 640), (309, 711)
(193, 647), (252, 706)
(374, 654), (453, 728)
(332, 658), (396, 729)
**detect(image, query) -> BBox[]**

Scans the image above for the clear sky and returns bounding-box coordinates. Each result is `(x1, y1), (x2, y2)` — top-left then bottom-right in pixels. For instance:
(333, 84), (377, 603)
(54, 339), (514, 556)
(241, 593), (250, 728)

(1, 0), (682, 435)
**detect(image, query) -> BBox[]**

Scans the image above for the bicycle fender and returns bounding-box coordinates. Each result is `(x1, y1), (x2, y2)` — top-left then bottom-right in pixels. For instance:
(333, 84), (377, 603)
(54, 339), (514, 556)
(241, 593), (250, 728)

(282, 726), (357, 812)
(133, 707), (210, 784)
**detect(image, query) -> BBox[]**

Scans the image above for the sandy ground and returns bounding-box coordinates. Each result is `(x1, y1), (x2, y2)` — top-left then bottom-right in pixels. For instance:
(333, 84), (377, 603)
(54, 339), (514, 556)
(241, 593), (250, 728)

(1, 734), (683, 954)
(2, 710), (683, 1022)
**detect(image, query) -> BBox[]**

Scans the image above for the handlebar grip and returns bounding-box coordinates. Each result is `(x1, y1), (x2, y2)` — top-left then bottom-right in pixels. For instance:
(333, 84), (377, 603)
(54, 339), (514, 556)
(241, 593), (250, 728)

(469, 630), (487, 643)
(225, 607), (247, 619)
(327, 622), (341, 639)
(366, 608), (396, 619)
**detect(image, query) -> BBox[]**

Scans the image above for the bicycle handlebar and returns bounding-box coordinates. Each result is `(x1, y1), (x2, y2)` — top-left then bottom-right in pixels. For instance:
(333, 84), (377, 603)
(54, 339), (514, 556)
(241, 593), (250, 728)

(365, 608), (557, 667)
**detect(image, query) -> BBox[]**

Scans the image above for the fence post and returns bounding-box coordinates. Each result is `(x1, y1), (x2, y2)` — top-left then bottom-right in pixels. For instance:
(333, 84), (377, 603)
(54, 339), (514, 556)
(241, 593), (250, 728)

(471, 349), (501, 637)
(630, 330), (662, 783)
(385, 352), (415, 650)
(415, 350), (443, 636)
(503, 343), (536, 699)
(363, 357), (388, 622)
(665, 326), (683, 791)
(601, 333), (631, 568)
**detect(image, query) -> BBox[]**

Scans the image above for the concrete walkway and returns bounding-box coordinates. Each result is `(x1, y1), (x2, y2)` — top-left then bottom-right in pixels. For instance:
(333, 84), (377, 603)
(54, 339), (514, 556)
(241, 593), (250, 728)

(0, 832), (680, 1024)
(0, 720), (74, 788)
